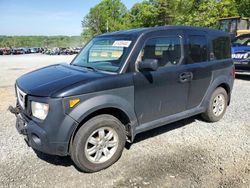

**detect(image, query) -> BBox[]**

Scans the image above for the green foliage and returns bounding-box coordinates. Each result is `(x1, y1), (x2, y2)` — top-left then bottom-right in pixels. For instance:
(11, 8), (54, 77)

(129, 1), (158, 27)
(0, 36), (84, 48)
(82, 0), (249, 38)
(173, 0), (238, 27)
(235, 0), (250, 16)
(82, 0), (128, 40)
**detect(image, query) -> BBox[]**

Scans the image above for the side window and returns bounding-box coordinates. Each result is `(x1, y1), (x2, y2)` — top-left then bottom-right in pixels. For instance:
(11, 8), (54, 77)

(212, 36), (231, 59)
(188, 35), (208, 63)
(137, 36), (182, 68)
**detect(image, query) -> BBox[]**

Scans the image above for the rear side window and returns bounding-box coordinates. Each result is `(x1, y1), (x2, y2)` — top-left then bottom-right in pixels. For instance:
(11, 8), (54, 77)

(212, 37), (231, 59)
(188, 35), (208, 63)
(138, 36), (182, 67)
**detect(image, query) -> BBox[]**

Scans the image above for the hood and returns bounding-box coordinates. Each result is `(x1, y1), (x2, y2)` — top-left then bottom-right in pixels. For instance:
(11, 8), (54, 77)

(16, 64), (106, 97)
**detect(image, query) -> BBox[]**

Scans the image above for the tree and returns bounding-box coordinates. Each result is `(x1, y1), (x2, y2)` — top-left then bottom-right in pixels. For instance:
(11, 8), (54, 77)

(81, 0), (249, 39)
(173, 0), (238, 28)
(129, 1), (157, 27)
(151, 0), (176, 26)
(82, 0), (128, 40)
(235, 0), (250, 17)
(129, 0), (176, 28)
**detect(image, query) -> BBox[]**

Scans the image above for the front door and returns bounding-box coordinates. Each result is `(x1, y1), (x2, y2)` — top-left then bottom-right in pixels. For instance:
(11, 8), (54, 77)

(133, 33), (190, 125)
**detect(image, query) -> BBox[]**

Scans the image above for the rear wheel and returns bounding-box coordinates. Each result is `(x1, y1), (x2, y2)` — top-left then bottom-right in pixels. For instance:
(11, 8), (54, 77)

(71, 114), (126, 172)
(201, 87), (228, 122)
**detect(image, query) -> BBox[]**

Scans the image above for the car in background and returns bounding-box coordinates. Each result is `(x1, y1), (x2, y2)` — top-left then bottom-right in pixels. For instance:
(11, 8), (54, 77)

(11, 48), (25, 55)
(43, 47), (80, 55)
(232, 34), (250, 72)
(21, 48), (31, 54)
(2, 48), (12, 55)
(30, 48), (40, 53)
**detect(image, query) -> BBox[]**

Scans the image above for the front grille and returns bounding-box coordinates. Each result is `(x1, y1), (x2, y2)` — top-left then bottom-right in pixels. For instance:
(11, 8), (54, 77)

(16, 86), (26, 109)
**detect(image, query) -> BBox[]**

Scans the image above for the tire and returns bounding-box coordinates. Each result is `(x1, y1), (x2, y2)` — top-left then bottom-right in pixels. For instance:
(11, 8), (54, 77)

(201, 87), (228, 122)
(71, 114), (126, 172)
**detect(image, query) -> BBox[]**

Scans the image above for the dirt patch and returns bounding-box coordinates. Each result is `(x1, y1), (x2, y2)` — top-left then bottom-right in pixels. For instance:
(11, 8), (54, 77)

(114, 146), (211, 187)
(0, 88), (15, 112)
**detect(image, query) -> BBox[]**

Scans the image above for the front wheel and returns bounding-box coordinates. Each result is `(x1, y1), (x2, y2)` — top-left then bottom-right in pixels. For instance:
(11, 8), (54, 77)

(71, 115), (126, 172)
(201, 87), (228, 122)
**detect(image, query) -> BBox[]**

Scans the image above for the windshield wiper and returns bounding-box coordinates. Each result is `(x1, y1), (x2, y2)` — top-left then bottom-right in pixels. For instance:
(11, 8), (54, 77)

(82, 65), (99, 72)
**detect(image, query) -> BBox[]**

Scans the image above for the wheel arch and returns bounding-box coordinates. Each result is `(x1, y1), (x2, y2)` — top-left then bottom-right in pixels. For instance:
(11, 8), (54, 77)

(68, 107), (135, 154)
(67, 94), (138, 154)
(201, 75), (233, 109)
(217, 82), (231, 105)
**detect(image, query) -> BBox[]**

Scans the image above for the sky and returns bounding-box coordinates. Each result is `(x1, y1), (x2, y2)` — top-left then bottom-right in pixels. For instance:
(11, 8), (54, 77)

(0, 0), (141, 36)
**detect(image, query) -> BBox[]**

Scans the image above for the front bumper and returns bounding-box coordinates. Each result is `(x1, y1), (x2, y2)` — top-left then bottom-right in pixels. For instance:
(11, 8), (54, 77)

(16, 113), (49, 152)
(234, 61), (250, 72)
(11, 105), (78, 156)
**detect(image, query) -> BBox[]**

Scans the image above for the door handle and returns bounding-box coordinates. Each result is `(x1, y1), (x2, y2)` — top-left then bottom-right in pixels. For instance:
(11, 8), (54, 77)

(179, 72), (193, 83)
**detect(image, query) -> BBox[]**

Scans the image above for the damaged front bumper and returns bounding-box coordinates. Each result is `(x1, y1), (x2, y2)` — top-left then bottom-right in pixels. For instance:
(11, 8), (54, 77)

(9, 105), (77, 156)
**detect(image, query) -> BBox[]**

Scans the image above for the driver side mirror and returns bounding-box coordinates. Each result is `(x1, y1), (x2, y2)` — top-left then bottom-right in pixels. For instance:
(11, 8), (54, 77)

(138, 59), (159, 72)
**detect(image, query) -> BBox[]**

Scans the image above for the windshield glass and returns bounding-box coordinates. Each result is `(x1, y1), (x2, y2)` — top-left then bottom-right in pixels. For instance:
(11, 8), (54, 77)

(237, 19), (248, 30)
(219, 20), (230, 32)
(71, 37), (133, 73)
(232, 35), (250, 46)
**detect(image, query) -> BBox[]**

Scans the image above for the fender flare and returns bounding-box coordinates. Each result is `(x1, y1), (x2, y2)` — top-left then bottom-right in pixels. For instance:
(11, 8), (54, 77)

(200, 75), (233, 108)
(66, 94), (138, 144)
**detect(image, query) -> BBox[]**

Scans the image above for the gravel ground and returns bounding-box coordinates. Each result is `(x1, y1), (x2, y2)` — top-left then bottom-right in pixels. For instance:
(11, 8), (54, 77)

(0, 54), (249, 188)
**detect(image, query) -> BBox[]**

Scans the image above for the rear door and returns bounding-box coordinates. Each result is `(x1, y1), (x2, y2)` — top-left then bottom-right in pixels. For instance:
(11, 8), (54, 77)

(185, 31), (212, 109)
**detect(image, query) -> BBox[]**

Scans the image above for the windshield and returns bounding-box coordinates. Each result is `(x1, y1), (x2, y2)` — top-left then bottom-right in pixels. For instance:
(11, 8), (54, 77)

(237, 19), (248, 30)
(218, 20), (230, 32)
(232, 35), (250, 46)
(71, 37), (133, 73)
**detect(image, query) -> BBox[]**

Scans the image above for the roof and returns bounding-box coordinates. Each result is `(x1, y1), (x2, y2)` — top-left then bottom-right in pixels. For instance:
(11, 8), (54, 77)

(97, 25), (228, 38)
(219, 16), (250, 20)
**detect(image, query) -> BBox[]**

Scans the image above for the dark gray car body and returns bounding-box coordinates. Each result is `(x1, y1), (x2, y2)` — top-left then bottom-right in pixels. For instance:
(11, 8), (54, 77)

(14, 26), (234, 156)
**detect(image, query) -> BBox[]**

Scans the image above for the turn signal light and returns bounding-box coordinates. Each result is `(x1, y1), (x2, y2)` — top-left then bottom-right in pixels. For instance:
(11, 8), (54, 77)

(69, 99), (80, 108)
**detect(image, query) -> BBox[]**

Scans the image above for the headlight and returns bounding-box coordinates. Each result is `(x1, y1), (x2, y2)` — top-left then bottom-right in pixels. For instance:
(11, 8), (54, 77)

(31, 101), (49, 120)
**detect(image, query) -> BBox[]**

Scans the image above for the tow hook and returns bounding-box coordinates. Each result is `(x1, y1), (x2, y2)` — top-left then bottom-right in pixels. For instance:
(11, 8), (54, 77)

(8, 105), (20, 116)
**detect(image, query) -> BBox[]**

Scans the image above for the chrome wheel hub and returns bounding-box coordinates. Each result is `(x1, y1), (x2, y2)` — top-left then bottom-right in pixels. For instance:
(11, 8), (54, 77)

(85, 127), (118, 164)
(212, 94), (225, 116)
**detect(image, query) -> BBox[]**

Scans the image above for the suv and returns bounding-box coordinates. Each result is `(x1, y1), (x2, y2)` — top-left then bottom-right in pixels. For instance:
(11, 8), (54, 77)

(10, 26), (234, 172)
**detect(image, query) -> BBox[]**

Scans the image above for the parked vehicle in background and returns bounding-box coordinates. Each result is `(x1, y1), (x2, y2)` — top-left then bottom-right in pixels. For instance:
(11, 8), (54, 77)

(42, 47), (80, 55)
(10, 26), (234, 173)
(21, 48), (31, 54)
(2, 48), (11, 55)
(73, 47), (81, 54)
(11, 48), (25, 55)
(218, 17), (250, 38)
(232, 34), (250, 72)
(30, 48), (40, 53)
(0, 47), (79, 55)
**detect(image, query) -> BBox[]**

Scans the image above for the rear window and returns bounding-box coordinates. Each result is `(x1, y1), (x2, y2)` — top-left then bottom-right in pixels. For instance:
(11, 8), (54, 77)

(188, 35), (208, 63)
(212, 36), (231, 60)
